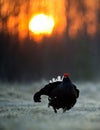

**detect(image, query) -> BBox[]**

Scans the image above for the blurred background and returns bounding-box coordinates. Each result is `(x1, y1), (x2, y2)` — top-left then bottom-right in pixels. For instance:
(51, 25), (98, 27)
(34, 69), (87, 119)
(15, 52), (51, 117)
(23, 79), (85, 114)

(0, 1), (100, 130)
(0, 0), (100, 83)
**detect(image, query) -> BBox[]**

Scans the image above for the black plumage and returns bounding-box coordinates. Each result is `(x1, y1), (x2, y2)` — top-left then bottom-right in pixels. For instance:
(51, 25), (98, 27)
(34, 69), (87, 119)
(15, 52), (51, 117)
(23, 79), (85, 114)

(33, 75), (79, 113)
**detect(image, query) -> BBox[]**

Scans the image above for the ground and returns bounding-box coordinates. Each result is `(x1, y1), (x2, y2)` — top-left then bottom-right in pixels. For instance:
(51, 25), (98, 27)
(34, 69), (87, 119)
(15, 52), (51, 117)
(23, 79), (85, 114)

(0, 81), (100, 130)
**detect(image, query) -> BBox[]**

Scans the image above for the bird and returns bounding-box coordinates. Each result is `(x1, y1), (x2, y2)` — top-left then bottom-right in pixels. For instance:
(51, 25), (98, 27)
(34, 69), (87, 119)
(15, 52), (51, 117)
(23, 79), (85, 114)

(33, 73), (79, 113)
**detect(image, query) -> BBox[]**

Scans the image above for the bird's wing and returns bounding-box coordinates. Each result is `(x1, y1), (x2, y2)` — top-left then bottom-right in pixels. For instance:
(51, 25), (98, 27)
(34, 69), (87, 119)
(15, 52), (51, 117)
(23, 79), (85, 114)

(39, 81), (61, 95)
(73, 84), (80, 98)
(33, 81), (61, 102)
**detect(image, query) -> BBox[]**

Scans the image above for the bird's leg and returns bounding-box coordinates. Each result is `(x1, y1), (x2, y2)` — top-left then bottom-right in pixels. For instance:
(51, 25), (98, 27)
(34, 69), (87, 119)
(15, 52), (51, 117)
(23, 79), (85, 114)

(53, 107), (57, 113)
(48, 103), (57, 113)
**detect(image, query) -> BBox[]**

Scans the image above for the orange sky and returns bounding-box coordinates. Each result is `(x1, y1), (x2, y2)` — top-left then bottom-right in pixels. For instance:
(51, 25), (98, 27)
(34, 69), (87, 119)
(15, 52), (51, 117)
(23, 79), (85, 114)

(0, 0), (99, 42)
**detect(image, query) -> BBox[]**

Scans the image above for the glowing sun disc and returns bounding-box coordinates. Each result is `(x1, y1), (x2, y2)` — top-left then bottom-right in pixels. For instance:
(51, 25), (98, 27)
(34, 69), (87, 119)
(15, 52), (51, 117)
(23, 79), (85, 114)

(29, 14), (54, 35)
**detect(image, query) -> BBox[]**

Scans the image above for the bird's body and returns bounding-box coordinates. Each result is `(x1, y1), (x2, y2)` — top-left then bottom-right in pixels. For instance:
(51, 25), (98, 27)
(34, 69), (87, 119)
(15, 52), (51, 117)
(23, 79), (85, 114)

(33, 74), (79, 113)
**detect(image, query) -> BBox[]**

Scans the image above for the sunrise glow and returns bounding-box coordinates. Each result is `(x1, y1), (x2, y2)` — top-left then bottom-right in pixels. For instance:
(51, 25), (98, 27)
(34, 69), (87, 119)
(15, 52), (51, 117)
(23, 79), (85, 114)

(29, 14), (54, 35)
(0, 0), (99, 42)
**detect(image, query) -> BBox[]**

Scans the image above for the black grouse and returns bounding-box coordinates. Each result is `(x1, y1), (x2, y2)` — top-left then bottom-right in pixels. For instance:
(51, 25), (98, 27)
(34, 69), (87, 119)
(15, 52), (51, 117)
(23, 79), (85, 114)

(33, 73), (79, 113)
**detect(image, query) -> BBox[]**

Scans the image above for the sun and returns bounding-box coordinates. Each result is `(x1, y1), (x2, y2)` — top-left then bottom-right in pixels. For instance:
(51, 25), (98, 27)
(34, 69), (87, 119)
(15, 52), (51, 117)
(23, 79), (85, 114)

(29, 14), (55, 35)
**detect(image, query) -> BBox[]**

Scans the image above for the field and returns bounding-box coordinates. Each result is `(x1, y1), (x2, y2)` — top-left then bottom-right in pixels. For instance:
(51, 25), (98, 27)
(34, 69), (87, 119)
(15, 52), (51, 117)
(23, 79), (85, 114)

(0, 81), (100, 130)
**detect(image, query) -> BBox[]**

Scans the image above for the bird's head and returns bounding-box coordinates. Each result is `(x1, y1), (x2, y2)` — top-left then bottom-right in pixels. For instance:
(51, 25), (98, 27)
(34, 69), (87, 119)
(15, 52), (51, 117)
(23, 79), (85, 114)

(63, 73), (71, 83)
(63, 73), (70, 77)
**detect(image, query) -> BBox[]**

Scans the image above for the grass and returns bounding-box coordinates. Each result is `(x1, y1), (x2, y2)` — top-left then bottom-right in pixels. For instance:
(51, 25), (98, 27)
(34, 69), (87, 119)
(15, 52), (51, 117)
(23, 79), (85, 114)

(0, 81), (100, 130)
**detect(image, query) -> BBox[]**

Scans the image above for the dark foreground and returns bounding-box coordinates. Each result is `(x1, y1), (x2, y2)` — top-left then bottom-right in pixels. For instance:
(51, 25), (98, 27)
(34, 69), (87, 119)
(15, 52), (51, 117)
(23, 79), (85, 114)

(0, 81), (100, 130)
